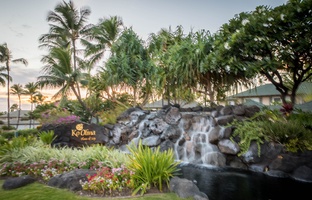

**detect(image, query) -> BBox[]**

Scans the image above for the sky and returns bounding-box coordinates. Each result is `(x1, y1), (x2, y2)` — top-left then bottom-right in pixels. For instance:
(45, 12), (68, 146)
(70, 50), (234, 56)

(0, 0), (287, 112)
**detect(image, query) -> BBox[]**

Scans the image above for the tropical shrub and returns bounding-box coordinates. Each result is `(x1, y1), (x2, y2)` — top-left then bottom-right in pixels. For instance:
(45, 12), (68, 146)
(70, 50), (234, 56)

(125, 140), (181, 196)
(1, 125), (16, 130)
(0, 135), (37, 162)
(38, 130), (56, 145)
(16, 128), (40, 137)
(230, 120), (268, 156)
(39, 108), (80, 125)
(230, 107), (312, 156)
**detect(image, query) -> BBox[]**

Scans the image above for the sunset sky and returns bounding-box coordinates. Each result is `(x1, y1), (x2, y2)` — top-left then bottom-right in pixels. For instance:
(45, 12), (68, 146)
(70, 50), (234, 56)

(0, 0), (287, 111)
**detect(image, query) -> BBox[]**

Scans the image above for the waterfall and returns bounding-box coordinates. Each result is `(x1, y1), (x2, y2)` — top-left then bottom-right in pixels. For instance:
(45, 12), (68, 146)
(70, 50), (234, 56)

(174, 113), (223, 166)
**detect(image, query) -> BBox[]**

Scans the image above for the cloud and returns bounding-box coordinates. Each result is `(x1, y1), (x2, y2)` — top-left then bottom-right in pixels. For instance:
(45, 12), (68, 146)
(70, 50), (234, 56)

(22, 24), (31, 29)
(9, 25), (24, 37)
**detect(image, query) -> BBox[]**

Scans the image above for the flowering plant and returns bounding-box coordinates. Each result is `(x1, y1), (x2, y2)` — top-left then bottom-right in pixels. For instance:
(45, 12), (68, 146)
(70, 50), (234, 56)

(280, 103), (293, 116)
(40, 108), (80, 125)
(80, 165), (134, 196)
(0, 159), (75, 181)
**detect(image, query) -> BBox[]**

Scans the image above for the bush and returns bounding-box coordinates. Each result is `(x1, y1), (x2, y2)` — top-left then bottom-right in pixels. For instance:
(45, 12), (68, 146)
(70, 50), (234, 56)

(125, 140), (180, 196)
(39, 108), (80, 125)
(1, 125), (16, 131)
(230, 120), (268, 156)
(38, 130), (56, 145)
(230, 108), (312, 155)
(16, 129), (40, 137)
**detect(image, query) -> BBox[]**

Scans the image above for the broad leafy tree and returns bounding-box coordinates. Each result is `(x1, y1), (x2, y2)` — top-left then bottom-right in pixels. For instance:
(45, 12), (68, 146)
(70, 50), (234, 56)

(0, 43), (28, 127)
(212, 0), (312, 105)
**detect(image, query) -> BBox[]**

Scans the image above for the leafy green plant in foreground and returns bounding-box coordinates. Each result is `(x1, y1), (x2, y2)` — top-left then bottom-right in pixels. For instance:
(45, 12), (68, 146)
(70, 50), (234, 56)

(126, 140), (181, 196)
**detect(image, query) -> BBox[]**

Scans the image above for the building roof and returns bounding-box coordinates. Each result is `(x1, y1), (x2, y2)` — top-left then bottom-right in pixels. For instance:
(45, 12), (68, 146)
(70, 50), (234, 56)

(243, 99), (265, 108)
(143, 99), (199, 109)
(295, 101), (312, 112)
(0, 110), (31, 118)
(233, 82), (312, 98)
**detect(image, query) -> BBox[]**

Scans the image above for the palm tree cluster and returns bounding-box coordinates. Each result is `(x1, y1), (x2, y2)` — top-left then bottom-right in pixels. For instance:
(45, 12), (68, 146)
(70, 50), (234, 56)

(33, 1), (248, 123)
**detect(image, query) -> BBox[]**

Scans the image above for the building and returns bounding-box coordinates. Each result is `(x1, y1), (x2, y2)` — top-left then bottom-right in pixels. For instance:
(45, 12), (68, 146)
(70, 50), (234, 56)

(230, 82), (312, 105)
(0, 110), (40, 130)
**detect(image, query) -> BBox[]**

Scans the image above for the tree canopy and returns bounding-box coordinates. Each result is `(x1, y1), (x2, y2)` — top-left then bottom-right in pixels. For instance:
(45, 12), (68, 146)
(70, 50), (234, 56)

(211, 0), (312, 105)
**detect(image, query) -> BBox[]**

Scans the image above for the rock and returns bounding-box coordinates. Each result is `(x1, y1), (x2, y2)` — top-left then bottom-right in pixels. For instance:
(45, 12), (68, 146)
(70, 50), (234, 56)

(47, 169), (96, 191)
(2, 175), (36, 190)
(169, 176), (209, 199)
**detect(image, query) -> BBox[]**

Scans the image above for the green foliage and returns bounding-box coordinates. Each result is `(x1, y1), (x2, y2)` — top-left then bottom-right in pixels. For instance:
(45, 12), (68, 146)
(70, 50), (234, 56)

(38, 130), (56, 145)
(0, 128), (39, 140)
(262, 117), (312, 153)
(100, 105), (128, 124)
(30, 103), (56, 120)
(1, 125), (16, 130)
(231, 107), (312, 155)
(125, 140), (180, 196)
(0, 135), (37, 163)
(288, 110), (312, 130)
(39, 108), (80, 125)
(0, 131), (15, 139)
(16, 128), (40, 137)
(230, 120), (267, 156)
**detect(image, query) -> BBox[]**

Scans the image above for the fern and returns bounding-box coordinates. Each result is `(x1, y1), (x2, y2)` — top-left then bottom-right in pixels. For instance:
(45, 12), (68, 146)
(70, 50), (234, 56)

(231, 120), (267, 157)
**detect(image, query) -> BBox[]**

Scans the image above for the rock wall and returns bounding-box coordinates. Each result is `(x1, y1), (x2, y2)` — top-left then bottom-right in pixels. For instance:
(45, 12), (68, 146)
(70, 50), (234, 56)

(107, 105), (312, 183)
(42, 104), (312, 182)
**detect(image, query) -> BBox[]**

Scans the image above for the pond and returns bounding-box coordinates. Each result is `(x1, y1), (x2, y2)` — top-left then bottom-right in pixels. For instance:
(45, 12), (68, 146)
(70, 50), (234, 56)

(178, 163), (312, 200)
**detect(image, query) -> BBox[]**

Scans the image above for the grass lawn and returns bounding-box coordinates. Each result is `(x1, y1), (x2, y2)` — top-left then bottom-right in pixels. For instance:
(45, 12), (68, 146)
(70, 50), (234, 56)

(0, 180), (187, 200)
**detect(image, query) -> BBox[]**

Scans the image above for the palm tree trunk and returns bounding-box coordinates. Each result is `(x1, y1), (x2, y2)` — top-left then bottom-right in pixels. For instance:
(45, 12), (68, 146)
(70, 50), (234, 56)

(6, 62), (10, 127)
(16, 96), (21, 130)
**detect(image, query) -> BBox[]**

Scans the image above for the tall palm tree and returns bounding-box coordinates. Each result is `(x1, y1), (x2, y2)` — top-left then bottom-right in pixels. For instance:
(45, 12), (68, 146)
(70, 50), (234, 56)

(10, 84), (25, 129)
(82, 15), (124, 65)
(24, 82), (40, 112)
(0, 66), (11, 87)
(0, 43), (28, 127)
(37, 47), (90, 118)
(39, 0), (91, 98)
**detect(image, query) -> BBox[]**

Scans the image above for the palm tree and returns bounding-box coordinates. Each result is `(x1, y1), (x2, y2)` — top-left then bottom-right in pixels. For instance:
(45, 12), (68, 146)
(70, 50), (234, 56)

(10, 84), (25, 129)
(39, 0), (91, 98)
(37, 47), (91, 118)
(82, 15), (124, 65)
(0, 66), (11, 87)
(0, 43), (28, 127)
(24, 82), (40, 128)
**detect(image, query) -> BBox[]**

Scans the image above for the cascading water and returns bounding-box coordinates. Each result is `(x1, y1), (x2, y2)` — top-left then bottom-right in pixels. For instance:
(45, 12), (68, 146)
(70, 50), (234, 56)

(174, 113), (224, 166)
